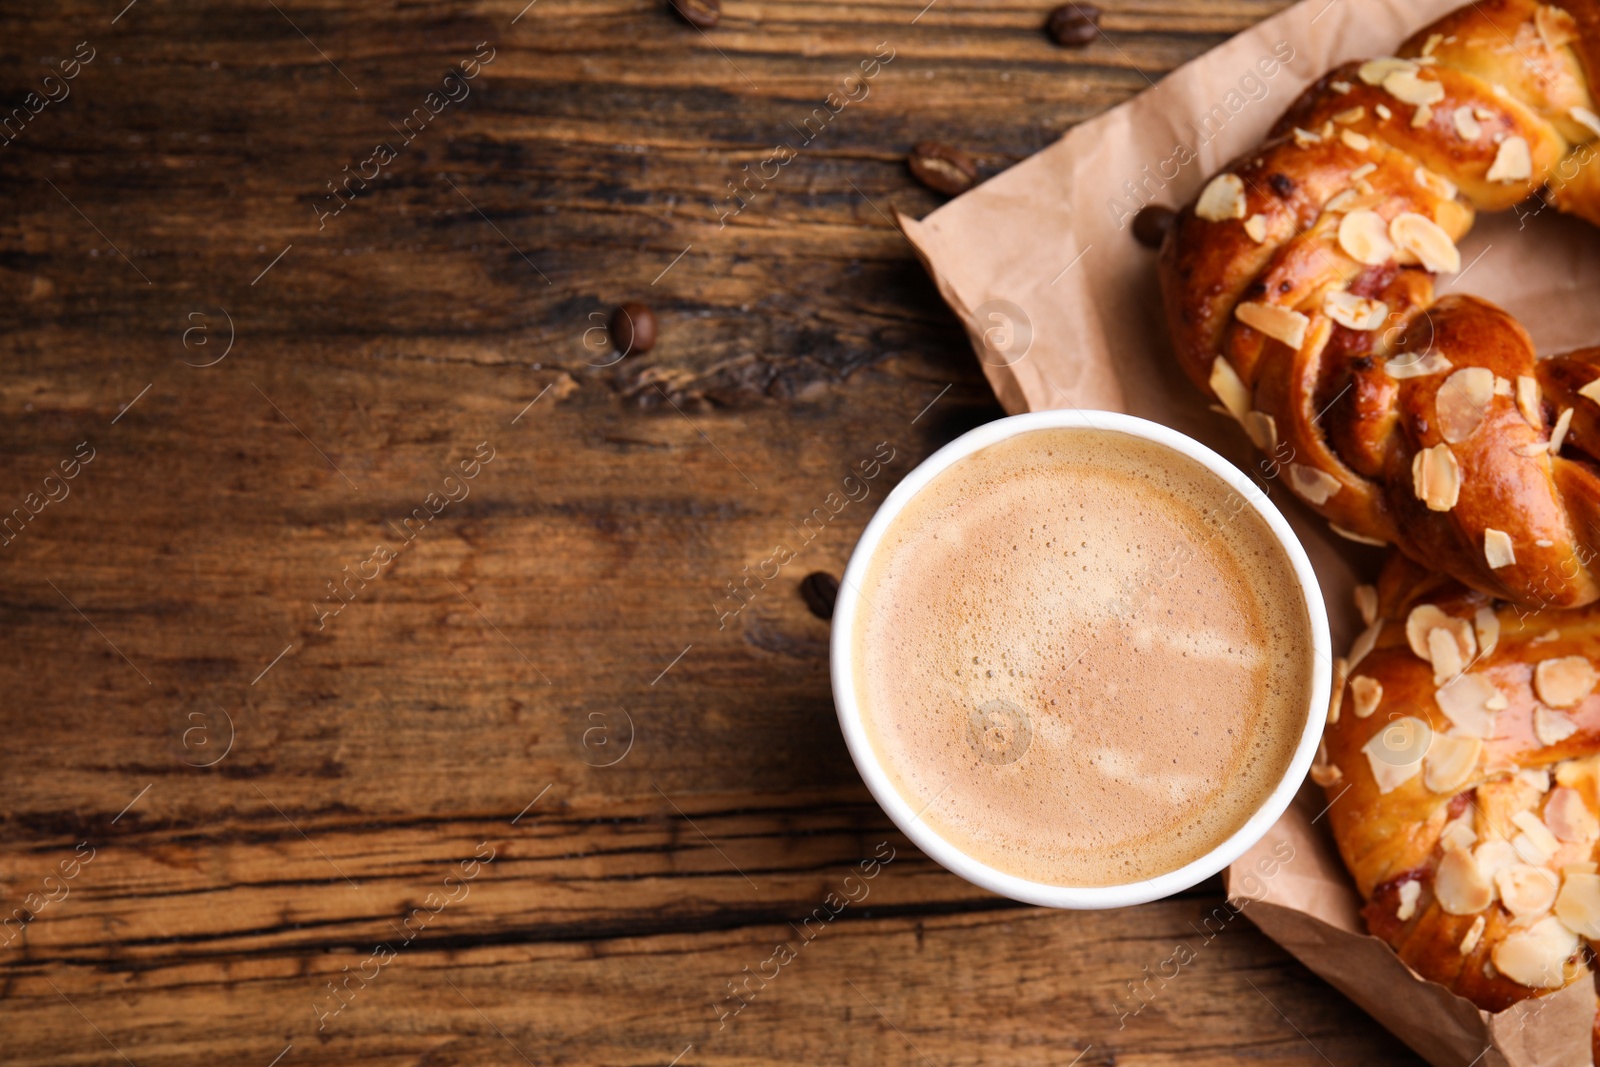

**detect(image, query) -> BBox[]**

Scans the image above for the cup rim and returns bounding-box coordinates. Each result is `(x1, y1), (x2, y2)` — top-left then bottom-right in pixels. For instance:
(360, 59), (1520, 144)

(830, 409), (1332, 909)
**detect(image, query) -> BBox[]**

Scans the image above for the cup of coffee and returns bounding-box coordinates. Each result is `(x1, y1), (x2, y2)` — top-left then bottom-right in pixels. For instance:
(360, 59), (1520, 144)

(831, 410), (1331, 908)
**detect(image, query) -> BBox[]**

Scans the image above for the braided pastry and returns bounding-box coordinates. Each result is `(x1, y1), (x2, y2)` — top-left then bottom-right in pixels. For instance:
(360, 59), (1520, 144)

(1159, 0), (1600, 609)
(1318, 553), (1600, 1049)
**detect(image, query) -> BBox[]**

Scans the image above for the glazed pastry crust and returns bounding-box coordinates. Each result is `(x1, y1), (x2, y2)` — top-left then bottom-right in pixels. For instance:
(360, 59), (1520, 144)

(1160, 0), (1600, 607)
(1320, 553), (1600, 1020)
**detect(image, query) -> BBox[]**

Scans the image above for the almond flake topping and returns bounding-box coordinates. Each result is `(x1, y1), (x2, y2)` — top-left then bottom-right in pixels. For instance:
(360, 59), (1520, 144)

(1437, 367), (1495, 443)
(1350, 162), (1377, 180)
(1536, 706), (1580, 746)
(1334, 106), (1366, 125)
(1292, 126), (1322, 148)
(1545, 787), (1597, 842)
(1476, 606), (1500, 659)
(1460, 915), (1487, 954)
(1362, 715), (1430, 793)
(1376, 103), (1392, 120)
(1430, 627), (1465, 683)
(1514, 811), (1562, 857)
(1235, 302), (1310, 349)
(1341, 129), (1372, 152)
(1331, 201), (1382, 254)
(1385, 69), (1445, 106)
(1422, 32), (1443, 56)
(1387, 351), (1452, 378)
(1413, 103), (1434, 128)
(1324, 190), (1361, 214)
(1412, 443), (1461, 511)
(1477, 839), (1519, 884)
(1497, 863), (1559, 917)
(1359, 57), (1417, 85)
(1535, 656), (1596, 708)
(1349, 618), (1383, 667)
(1572, 106), (1600, 138)
(1196, 173), (1247, 221)
(1537, 3), (1579, 49)
(1344, 207), (1395, 265)
(1414, 169), (1458, 206)
(1408, 604), (1472, 660)
(1493, 916), (1576, 988)
(1331, 80), (1352, 94)
(1556, 873), (1600, 938)
(1425, 733), (1483, 793)
(1487, 136), (1534, 183)
(1310, 749), (1343, 787)
(1437, 852), (1492, 915)
(1350, 675), (1383, 718)
(1551, 407), (1574, 453)
(1397, 879), (1422, 920)
(1324, 289), (1387, 330)
(1495, 375), (1514, 397)
(1330, 523), (1386, 546)
(1287, 462), (1341, 504)
(1485, 528), (1516, 569)
(1517, 375), (1542, 428)
(1512, 835), (1555, 869)
(1435, 674), (1500, 738)
(1242, 410), (1276, 451)
(1354, 584), (1378, 626)
(1390, 212), (1461, 273)
(1443, 813), (1479, 854)
(1454, 106), (1482, 141)
(1209, 357), (1250, 420)
(1243, 213), (1268, 243)
(1578, 377), (1600, 404)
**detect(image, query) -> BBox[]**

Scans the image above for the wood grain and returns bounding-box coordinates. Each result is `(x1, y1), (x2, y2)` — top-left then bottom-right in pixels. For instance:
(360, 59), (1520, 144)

(0, 0), (1425, 1063)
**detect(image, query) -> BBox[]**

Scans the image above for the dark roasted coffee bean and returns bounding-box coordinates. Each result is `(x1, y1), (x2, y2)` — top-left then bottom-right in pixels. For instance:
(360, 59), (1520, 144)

(670, 0), (720, 28)
(800, 571), (840, 621)
(908, 141), (978, 196)
(611, 302), (657, 356)
(1132, 205), (1177, 249)
(1046, 3), (1101, 46)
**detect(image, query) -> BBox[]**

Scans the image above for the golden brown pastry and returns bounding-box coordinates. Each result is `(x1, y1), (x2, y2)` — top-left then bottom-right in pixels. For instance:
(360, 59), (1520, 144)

(1159, 0), (1600, 608)
(1319, 553), (1600, 1044)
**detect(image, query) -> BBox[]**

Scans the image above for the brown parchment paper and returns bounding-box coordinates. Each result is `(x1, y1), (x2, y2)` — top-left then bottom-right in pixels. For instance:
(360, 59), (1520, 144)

(897, 0), (1600, 1063)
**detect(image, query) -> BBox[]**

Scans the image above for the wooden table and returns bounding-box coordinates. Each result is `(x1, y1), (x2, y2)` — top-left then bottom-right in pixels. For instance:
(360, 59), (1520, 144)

(0, 1), (1425, 1063)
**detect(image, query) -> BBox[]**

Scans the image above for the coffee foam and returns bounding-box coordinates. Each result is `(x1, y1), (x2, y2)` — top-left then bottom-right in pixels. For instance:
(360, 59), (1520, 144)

(851, 428), (1313, 887)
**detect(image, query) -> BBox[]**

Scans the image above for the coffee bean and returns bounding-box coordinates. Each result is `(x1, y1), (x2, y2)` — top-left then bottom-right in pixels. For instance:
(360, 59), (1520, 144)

(610, 302), (657, 356)
(1132, 205), (1177, 250)
(799, 571), (839, 621)
(1045, 3), (1100, 46)
(670, 0), (720, 28)
(908, 141), (978, 197)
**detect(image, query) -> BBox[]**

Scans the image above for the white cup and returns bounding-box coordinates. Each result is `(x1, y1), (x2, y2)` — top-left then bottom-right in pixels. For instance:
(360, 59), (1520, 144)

(830, 409), (1332, 909)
